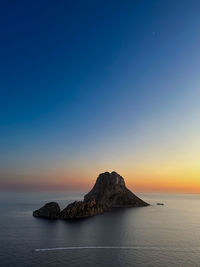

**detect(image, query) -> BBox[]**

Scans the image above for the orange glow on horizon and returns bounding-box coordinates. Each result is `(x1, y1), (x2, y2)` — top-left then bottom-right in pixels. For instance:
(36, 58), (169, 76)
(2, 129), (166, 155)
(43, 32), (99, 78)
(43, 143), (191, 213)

(126, 172), (200, 193)
(1, 167), (200, 193)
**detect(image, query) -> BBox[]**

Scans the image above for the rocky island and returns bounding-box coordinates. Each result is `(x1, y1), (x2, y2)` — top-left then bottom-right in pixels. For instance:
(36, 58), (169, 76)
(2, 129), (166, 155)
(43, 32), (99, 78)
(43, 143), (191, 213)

(33, 171), (149, 220)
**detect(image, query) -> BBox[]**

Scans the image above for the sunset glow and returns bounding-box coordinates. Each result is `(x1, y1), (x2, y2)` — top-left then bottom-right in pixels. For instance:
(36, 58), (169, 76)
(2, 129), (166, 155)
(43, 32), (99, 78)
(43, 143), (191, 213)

(1, 1), (200, 193)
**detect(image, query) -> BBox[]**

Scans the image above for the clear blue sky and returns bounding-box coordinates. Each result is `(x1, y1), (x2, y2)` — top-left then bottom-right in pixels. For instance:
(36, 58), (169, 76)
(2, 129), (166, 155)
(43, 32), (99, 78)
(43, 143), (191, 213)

(1, 1), (200, 191)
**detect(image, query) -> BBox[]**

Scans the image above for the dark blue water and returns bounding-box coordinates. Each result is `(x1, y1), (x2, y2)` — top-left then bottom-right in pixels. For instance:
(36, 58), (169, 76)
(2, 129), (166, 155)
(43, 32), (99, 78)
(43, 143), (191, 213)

(1, 192), (200, 266)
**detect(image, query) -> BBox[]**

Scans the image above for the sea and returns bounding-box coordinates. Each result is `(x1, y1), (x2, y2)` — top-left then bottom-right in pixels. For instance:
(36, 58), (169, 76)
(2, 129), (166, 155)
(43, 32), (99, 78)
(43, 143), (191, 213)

(0, 192), (200, 267)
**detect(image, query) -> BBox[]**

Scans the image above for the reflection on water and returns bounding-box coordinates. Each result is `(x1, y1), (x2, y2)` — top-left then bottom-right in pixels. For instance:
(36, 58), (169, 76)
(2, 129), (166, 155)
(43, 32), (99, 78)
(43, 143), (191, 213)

(0, 192), (200, 266)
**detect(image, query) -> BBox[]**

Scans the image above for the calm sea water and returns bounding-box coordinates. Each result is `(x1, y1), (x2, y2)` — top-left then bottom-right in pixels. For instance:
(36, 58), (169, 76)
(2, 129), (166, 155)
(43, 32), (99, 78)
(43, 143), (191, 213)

(0, 192), (200, 266)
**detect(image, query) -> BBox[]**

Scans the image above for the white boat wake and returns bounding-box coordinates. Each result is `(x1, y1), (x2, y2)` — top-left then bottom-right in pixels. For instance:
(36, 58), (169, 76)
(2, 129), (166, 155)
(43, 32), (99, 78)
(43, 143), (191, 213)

(35, 246), (200, 252)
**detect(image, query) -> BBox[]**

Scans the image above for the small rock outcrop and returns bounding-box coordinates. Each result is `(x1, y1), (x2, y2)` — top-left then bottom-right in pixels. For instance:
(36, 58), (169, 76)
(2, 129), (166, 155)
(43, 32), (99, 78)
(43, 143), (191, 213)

(33, 171), (149, 220)
(33, 202), (61, 219)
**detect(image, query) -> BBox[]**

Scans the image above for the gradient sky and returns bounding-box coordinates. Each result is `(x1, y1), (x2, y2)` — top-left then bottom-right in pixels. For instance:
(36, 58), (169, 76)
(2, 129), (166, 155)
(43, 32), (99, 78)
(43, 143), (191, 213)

(1, 0), (200, 192)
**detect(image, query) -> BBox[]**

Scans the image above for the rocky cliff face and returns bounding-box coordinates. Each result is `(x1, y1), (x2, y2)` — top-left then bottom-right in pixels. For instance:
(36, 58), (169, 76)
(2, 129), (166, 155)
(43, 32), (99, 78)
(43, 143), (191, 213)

(33, 171), (149, 220)
(84, 171), (148, 208)
(60, 198), (106, 219)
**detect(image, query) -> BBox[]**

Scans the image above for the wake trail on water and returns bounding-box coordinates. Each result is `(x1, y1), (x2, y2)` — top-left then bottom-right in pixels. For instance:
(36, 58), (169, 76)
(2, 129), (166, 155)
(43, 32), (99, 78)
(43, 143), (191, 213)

(35, 246), (200, 252)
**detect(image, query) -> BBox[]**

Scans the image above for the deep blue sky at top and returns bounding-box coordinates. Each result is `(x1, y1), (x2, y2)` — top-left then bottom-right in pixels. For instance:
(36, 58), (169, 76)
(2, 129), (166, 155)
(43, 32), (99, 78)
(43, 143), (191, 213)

(1, 0), (200, 178)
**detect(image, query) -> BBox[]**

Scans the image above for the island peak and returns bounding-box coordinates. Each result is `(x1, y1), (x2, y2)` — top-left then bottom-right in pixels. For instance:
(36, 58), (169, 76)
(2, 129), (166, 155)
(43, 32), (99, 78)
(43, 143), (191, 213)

(33, 171), (149, 220)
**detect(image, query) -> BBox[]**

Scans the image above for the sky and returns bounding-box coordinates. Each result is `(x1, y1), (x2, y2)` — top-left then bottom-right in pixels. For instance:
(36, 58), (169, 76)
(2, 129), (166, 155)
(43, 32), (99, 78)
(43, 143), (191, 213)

(1, 0), (200, 192)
